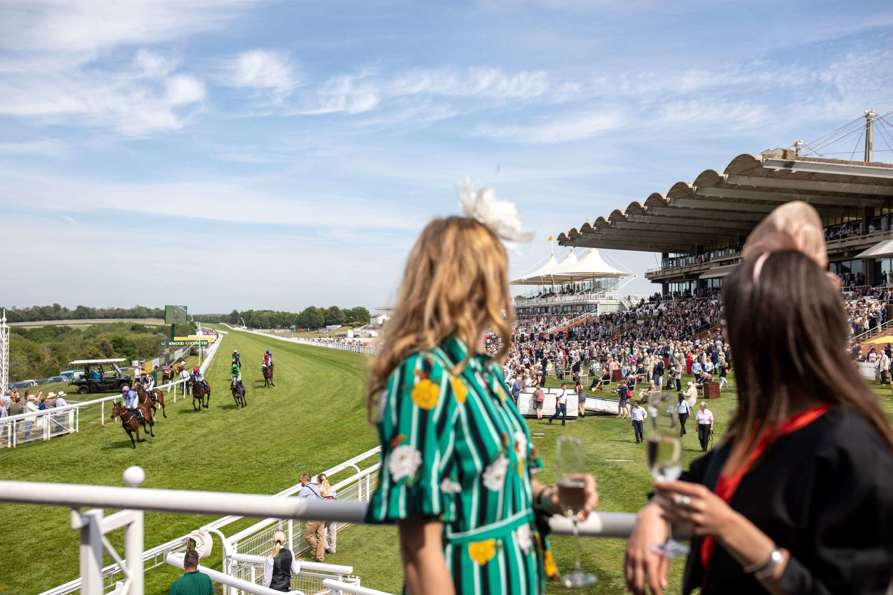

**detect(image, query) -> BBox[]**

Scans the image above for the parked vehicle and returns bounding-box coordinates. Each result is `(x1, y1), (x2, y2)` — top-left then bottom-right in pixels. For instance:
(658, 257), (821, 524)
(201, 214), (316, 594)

(46, 375), (68, 384)
(10, 379), (38, 390)
(68, 358), (132, 394)
(58, 369), (84, 381)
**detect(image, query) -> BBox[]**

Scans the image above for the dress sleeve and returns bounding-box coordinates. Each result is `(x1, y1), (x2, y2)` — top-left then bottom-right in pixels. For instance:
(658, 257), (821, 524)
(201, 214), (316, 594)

(366, 352), (460, 523)
(777, 429), (893, 594)
(262, 558), (273, 587)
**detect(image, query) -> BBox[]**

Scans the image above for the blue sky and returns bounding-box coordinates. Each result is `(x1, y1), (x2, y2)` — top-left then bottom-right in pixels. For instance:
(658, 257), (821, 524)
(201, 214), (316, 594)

(2, 0), (893, 312)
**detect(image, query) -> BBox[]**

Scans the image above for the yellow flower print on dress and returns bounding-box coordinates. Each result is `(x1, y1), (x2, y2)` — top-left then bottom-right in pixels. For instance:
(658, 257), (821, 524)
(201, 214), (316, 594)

(411, 379), (439, 410)
(468, 539), (497, 566)
(450, 375), (468, 404)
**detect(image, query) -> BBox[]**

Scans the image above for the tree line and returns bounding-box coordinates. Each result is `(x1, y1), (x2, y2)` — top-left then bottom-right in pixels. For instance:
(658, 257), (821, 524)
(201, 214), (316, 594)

(2, 304), (163, 323)
(194, 307), (371, 330)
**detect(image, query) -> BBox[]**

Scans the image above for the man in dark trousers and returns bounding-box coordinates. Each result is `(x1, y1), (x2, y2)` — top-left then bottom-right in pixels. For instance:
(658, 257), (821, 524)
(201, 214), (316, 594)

(549, 383), (568, 426)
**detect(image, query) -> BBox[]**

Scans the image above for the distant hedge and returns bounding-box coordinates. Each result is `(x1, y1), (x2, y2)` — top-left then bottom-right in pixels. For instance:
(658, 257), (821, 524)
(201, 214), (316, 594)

(2, 304), (163, 323)
(194, 307), (372, 330)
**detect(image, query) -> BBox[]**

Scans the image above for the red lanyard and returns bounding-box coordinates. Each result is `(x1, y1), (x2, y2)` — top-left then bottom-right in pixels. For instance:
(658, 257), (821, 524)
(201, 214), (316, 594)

(699, 404), (832, 571)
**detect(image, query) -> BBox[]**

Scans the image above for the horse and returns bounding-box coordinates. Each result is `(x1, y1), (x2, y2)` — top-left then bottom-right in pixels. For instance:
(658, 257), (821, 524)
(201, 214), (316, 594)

(192, 379), (211, 411)
(230, 378), (247, 408)
(110, 401), (152, 448)
(262, 362), (275, 388)
(134, 382), (166, 418)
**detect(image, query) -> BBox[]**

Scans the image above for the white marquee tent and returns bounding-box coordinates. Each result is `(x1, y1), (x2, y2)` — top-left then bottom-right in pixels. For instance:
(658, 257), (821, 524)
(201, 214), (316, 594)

(511, 249), (627, 285)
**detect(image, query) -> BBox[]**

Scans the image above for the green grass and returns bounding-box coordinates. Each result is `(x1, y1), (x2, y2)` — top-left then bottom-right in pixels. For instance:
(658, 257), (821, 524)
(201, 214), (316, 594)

(2, 335), (892, 595)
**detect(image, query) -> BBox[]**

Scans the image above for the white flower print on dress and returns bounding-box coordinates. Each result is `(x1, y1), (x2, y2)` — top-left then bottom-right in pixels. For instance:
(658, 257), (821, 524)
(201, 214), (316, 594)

(513, 431), (527, 458)
(482, 456), (509, 491)
(440, 478), (462, 494)
(516, 523), (533, 553)
(388, 444), (422, 482)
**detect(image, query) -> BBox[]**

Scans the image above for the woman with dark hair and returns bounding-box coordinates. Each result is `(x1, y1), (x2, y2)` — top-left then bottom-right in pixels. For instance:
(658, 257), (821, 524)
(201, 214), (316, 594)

(625, 249), (893, 595)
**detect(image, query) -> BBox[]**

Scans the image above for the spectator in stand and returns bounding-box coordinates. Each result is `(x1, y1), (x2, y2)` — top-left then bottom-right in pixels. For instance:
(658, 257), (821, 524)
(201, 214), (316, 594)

(55, 391), (68, 408)
(630, 400), (647, 443)
(510, 375), (522, 406)
(169, 550), (213, 595)
(696, 402), (714, 452)
(298, 473), (326, 562)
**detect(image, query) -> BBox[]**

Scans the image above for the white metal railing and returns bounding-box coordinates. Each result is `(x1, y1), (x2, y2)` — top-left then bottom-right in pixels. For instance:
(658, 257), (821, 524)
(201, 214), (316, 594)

(225, 449), (381, 594)
(0, 460), (636, 595)
(37, 447), (380, 595)
(166, 553), (307, 595)
(226, 325), (377, 355)
(1, 332), (224, 449)
(323, 579), (394, 595)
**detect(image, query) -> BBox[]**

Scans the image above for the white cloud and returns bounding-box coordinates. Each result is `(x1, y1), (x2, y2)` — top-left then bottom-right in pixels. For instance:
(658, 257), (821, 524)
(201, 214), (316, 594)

(294, 74), (381, 115)
(389, 67), (568, 100)
(134, 49), (178, 79)
(0, 166), (426, 233)
(0, 0), (257, 56)
(0, 139), (66, 157)
(222, 49), (299, 98)
(166, 75), (206, 106)
(478, 108), (626, 143)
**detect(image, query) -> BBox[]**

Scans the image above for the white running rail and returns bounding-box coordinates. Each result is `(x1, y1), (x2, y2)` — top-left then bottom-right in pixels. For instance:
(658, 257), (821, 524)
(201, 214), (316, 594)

(0, 455), (638, 595)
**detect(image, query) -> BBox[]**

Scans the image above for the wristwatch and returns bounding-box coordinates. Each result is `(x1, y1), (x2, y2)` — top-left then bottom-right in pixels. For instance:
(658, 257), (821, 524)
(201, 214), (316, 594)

(748, 547), (784, 580)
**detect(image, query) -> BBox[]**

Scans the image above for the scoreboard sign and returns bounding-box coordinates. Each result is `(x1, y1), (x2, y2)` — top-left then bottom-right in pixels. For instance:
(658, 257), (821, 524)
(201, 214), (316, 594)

(164, 305), (188, 325)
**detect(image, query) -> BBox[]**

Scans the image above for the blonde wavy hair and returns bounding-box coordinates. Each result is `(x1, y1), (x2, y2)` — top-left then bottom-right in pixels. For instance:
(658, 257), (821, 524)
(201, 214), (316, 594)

(367, 216), (513, 420)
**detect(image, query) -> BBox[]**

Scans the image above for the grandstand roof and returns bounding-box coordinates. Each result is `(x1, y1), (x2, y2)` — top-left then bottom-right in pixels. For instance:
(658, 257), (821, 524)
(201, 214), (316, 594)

(557, 151), (893, 253)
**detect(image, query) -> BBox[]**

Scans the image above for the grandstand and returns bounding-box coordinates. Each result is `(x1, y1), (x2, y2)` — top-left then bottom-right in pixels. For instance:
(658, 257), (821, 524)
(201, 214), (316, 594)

(557, 124), (893, 297)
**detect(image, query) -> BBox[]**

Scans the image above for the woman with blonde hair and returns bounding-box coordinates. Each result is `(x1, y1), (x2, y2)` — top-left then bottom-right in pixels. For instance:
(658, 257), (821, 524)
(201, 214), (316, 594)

(366, 185), (598, 594)
(263, 529), (301, 592)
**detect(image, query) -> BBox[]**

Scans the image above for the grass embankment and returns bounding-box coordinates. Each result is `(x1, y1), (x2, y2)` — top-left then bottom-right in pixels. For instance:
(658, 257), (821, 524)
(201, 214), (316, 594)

(2, 331), (892, 594)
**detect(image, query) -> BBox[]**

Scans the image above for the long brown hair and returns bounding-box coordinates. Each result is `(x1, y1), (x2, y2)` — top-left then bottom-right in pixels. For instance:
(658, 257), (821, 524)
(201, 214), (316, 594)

(722, 249), (893, 469)
(367, 216), (513, 420)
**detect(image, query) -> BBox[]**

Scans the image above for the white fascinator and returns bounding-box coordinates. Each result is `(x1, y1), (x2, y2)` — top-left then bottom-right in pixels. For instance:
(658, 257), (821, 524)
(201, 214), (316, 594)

(459, 179), (535, 243)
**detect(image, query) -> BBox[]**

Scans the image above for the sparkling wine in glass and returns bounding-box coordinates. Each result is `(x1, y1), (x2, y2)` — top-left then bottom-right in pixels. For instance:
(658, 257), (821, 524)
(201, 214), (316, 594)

(645, 390), (690, 558)
(555, 435), (597, 588)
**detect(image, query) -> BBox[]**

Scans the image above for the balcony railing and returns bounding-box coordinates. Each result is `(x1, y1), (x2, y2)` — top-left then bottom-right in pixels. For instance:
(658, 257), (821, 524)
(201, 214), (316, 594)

(0, 467), (636, 595)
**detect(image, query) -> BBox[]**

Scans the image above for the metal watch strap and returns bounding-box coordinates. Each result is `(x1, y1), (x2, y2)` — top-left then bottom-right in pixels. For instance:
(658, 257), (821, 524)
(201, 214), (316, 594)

(752, 547), (784, 580)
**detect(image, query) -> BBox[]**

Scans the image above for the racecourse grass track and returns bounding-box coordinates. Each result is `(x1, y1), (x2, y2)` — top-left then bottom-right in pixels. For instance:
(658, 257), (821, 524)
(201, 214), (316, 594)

(2, 327), (892, 594)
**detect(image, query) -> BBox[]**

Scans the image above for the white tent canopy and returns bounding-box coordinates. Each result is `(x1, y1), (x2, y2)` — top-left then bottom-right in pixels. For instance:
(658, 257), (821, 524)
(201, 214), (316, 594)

(856, 239), (893, 259)
(551, 248), (626, 282)
(511, 255), (559, 285)
(511, 249), (627, 285)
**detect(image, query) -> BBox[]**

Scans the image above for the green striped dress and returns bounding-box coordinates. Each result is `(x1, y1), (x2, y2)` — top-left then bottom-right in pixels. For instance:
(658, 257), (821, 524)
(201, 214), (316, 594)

(367, 337), (551, 594)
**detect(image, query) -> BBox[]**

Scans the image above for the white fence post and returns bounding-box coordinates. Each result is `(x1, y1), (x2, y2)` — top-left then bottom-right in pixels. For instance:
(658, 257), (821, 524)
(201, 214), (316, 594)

(73, 509), (105, 595)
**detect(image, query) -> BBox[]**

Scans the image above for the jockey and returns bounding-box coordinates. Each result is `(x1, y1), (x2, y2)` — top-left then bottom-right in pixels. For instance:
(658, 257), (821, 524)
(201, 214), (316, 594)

(192, 366), (208, 392)
(232, 350), (241, 367)
(121, 385), (144, 422)
(231, 361), (243, 387)
(263, 350), (272, 367)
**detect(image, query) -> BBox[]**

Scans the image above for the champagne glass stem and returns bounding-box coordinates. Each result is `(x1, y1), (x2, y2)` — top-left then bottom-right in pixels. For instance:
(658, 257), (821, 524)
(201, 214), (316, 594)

(573, 518), (583, 572)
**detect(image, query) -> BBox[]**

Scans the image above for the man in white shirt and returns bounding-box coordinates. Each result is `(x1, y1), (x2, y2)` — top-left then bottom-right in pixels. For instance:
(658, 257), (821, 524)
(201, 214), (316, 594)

(696, 402), (714, 452)
(548, 383), (569, 426)
(630, 401), (648, 443)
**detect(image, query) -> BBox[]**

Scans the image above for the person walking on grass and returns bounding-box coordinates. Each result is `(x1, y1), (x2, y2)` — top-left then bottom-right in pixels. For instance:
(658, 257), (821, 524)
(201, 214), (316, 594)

(169, 550), (213, 595)
(676, 393), (691, 437)
(298, 473), (327, 562)
(576, 380), (586, 417)
(696, 401), (714, 452)
(549, 382), (568, 426)
(263, 530), (301, 592)
(630, 400), (647, 443)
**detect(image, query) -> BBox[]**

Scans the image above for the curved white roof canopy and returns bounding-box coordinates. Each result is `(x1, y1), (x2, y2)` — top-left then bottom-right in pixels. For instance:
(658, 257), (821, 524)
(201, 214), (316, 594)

(511, 249), (626, 285)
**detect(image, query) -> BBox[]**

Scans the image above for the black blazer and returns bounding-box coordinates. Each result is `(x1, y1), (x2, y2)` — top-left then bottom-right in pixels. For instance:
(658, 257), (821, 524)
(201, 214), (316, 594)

(680, 407), (893, 595)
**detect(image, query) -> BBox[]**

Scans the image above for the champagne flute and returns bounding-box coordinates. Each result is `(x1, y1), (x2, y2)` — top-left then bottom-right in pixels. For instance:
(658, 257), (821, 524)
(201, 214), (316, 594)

(645, 389), (690, 558)
(555, 435), (597, 588)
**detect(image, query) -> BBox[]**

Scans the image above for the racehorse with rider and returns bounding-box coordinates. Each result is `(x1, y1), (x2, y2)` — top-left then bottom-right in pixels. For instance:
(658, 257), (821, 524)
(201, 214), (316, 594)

(262, 350), (275, 387)
(230, 350), (247, 407)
